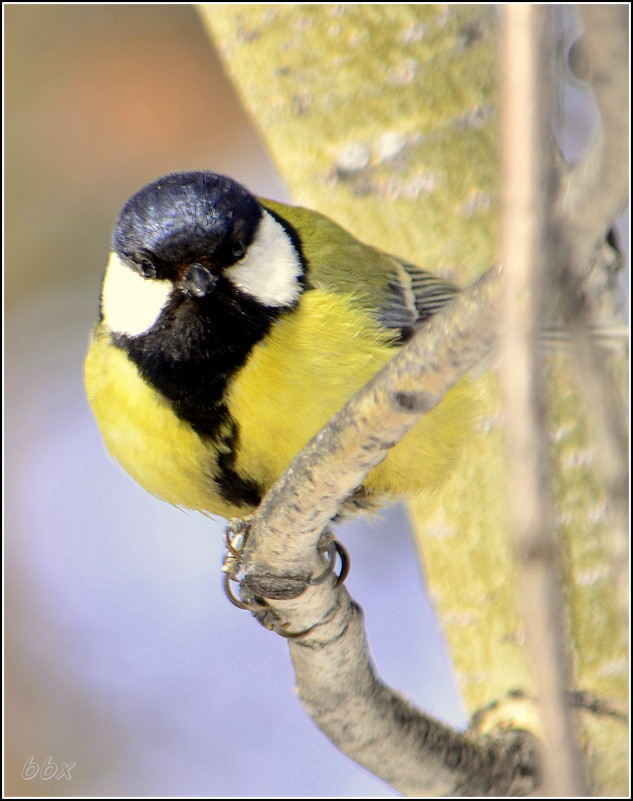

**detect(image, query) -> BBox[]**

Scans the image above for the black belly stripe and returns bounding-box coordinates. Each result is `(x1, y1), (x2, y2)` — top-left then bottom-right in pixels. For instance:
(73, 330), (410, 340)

(214, 418), (263, 509)
(112, 282), (283, 510)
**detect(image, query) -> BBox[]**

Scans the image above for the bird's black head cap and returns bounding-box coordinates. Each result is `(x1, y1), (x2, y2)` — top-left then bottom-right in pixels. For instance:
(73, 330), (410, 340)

(113, 172), (263, 278)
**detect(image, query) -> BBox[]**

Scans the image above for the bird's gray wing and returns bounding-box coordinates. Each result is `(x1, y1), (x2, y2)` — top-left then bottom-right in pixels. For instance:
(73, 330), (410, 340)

(380, 258), (460, 333)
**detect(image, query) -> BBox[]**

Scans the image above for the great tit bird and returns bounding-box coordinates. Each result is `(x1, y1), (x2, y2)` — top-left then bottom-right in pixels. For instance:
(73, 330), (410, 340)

(85, 171), (473, 520)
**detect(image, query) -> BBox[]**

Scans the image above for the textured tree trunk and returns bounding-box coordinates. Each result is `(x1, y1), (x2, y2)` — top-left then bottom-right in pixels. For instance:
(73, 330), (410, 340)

(200, 4), (628, 795)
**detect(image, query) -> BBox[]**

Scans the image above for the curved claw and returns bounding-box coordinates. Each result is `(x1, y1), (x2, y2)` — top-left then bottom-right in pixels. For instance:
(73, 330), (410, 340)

(333, 540), (350, 587)
(222, 572), (251, 610)
(222, 572), (269, 612)
(311, 538), (350, 587)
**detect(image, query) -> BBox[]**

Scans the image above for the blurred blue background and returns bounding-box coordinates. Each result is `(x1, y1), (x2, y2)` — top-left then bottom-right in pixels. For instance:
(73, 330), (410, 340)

(5, 6), (466, 796)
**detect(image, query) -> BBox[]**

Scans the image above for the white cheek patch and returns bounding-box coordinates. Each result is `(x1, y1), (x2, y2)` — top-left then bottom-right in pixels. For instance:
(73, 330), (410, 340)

(225, 211), (303, 307)
(101, 252), (172, 337)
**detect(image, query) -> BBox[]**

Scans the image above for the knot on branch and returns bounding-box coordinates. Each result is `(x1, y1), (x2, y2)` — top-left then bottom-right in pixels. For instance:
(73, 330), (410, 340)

(243, 567), (312, 600)
(392, 389), (435, 413)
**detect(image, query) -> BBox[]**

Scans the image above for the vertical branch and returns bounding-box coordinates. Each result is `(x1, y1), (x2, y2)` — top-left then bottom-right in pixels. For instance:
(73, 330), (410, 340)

(560, 5), (629, 615)
(499, 5), (589, 796)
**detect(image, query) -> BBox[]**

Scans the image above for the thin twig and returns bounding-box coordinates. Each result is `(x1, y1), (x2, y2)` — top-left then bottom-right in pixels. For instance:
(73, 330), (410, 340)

(499, 6), (590, 796)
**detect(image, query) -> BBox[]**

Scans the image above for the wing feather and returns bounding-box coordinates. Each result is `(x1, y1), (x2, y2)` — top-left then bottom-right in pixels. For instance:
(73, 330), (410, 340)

(381, 259), (459, 331)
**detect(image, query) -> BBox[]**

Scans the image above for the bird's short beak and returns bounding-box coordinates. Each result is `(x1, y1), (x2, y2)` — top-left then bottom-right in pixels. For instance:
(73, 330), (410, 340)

(180, 263), (218, 298)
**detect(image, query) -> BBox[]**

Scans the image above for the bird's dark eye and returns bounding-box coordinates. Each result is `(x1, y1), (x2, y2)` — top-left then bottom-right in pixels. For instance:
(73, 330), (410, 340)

(231, 239), (246, 261)
(137, 257), (157, 279)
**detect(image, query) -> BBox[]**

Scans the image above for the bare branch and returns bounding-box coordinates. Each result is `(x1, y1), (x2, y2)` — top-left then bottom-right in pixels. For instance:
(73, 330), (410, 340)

(499, 6), (590, 796)
(288, 594), (539, 797)
(224, 267), (543, 795)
